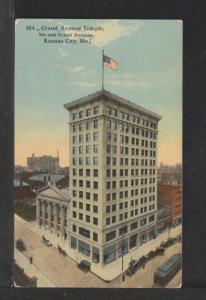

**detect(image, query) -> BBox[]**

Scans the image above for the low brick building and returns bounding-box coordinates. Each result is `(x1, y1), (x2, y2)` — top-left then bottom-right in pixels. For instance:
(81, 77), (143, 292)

(157, 184), (182, 226)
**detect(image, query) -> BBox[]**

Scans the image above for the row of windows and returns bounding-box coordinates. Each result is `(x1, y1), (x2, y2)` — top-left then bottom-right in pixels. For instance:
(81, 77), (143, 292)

(106, 195), (156, 203)
(106, 182), (156, 193)
(73, 132), (99, 143)
(106, 106), (157, 129)
(73, 106), (99, 120)
(106, 119), (157, 138)
(72, 167), (156, 177)
(105, 205), (155, 225)
(105, 215), (155, 242)
(73, 157), (98, 165)
(72, 211), (98, 225)
(73, 119), (99, 132)
(106, 157), (156, 166)
(73, 145), (98, 154)
(108, 145), (156, 157)
(72, 201), (98, 213)
(106, 180), (156, 190)
(72, 168), (98, 177)
(72, 190), (98, 200)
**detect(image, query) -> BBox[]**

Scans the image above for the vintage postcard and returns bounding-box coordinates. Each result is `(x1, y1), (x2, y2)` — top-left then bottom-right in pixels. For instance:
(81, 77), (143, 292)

(14, 19), (182, 288)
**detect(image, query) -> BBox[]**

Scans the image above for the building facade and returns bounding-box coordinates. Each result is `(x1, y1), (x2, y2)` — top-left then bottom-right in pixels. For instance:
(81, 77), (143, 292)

(36, 184), (69, 240)
(64, 90), (161, 266)
(157, 183), (182, 226)
(27, 153), (59, 173)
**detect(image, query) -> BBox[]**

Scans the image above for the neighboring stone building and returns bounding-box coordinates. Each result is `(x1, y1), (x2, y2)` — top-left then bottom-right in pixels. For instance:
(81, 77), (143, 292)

(63, 89), (161, 266)
(36, 184), (69, 240)
(157, 184), (182, 226)
(27, 153), (59, 173)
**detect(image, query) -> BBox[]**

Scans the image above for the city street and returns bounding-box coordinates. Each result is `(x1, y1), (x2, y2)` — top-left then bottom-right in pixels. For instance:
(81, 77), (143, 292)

(15, 215), (182, 288)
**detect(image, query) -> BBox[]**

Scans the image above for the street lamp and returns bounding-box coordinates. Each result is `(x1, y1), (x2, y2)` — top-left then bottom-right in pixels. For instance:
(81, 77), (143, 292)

(122, 233), (125, 282)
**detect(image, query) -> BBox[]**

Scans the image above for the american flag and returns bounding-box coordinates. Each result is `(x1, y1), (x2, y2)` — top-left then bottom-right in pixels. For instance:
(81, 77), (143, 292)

(103, 55), (118, 71)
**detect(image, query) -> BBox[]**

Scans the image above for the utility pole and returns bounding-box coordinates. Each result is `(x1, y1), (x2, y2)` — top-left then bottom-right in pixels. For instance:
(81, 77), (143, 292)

(122, 233), (125, 282)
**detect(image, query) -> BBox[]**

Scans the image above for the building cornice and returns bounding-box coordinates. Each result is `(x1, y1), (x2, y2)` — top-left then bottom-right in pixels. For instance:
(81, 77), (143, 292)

(64, 89), (162, 121)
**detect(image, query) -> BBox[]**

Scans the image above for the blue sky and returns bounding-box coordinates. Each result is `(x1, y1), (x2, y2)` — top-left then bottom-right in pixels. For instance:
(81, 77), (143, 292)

(15, 19), (182, 166)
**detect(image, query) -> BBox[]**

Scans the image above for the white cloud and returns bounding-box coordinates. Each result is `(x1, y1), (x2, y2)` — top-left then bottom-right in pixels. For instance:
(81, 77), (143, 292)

(57, 47), (68, 58)
(69, 65), (87, 73)
(74, 81), (98, 88)
(92, 20), (143, 47)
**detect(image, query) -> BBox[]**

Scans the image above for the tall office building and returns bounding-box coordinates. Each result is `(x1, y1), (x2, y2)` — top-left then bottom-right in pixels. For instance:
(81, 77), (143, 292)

(64, 89), (161, 266)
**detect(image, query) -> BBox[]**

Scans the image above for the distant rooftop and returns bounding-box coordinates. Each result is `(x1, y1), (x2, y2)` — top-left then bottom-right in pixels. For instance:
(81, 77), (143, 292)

(29, 174), (65, 183)
(14, 179), (29, 187)
(64, 89), (162, 120)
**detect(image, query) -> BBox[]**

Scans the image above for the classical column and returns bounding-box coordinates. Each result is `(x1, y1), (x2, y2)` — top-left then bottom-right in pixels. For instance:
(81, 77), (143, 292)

(54, 203), (58, 233)
(47, 202), (52, 230)
(36, 198), (41, 226)
(42, 201), (46, 227)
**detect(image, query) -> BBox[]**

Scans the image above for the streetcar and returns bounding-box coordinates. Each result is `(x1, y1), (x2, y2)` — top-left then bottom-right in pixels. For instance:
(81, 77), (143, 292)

(153, 253), (181, 286)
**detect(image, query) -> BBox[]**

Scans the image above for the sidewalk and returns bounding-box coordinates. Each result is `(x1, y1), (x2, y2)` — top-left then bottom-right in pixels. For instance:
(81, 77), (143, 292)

(14, 248), (56, 287)
(31, 224), (181, 282)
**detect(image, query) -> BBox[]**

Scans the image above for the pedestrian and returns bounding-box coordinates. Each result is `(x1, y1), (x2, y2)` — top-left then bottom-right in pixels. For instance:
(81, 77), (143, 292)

(29, 256), (33, 264)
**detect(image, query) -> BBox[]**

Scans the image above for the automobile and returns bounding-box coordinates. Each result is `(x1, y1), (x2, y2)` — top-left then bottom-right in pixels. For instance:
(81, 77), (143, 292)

(78, 260), (91, 272)
(126, 260), (139, 276)
(155, 246), (165, 256)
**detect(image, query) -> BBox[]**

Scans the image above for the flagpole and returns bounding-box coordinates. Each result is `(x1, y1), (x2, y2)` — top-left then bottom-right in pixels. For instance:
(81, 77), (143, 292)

(102, 49), (104, 90)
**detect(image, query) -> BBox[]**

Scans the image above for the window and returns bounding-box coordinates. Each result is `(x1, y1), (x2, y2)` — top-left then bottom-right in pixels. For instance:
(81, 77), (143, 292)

(86, 133), (90, 142)
(73, 125), (76, 132)
(86, 121), (90, 130)
(107, 132), (112, 141)
(86, 204), (90, 211)
(112, 216), (116, 223)
(86, 108), (91, 117)
(72, 224), (76, 232)
(119, 226), (128, 236)
(73, 113), (77, 120)
(79, 123), (84, 131)
(79, 111), (83, 119)
(130, 222), (138, 230)
(93, 193), (98, 201)
(72, 211), (76, 218)
(79, 227), (90, 239)
(106, 230), (116, 242)
(79, 202), (83, 209)
(140, 218), (147, 227)
(86, 157), (90, 165)
(94, 181), (98, 189)
(86, 215), (90, 223)
(93, 205), (98, 213)
(93, 169), (98, 177)
(79, 213), (83, 220)
(94, 106), (99, 114)
(93, 217), (98, 225)
(149, 215), (155, 223)
(106, 194), (110, 201)
(93, 232), (98, 242)
(93, 157), (98, 165)
(94, 120), (98, 128)
(86, 169), (90, 176)
(73, 168), (77, 176)
(73, 136), (77, 143)
(79, 157), (83, 165)
(86, 192), (90, 200)
(106, 206), (111, 213)
(86, 145), (90, 153)
(71, 237), (77, 249)
(78, 240), (90, 257)
(94, 132), (98, 141)
(79, 146), (84, 154)
(106, 217), (110, 225)
(79, 134), (83, 143)
(93, 144), (98, 153)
